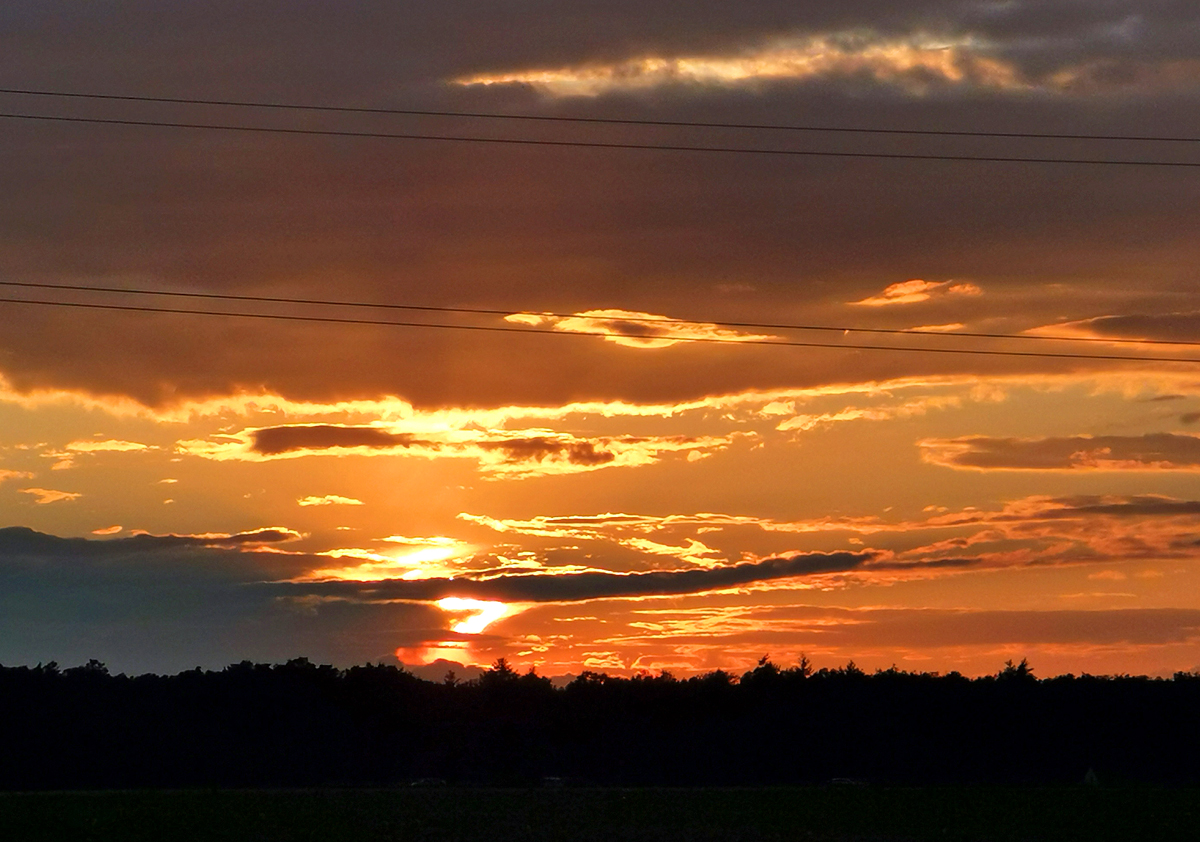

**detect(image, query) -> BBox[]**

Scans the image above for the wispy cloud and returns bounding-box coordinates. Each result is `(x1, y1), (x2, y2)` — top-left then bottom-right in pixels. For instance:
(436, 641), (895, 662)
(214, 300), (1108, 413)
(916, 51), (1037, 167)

(461, 493), (1200, 587)
(775, 395), (962, 433)
(304, 535), (473, 582)
(453, 33), (1028, 97)
(19, 487), (81, 505)
(281, 550), (877, 604)
(297, 495), (365, 507)
(64, 439), (156, 453)
(458, 510), (890, 542)
(851, 279), (982, 307)
(179, 424), (744, 479)
(1027, 312), (1200, 347)
(504, 309), (774, 349)
(40, 439), (159, 471)
(920, 433), (1200, 471)
(0, 525), (301, 555)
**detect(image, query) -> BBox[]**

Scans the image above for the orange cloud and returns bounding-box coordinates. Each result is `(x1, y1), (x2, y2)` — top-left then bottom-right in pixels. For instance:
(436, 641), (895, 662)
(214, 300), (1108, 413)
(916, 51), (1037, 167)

(303, 535), (472, 582)
(920, 433), (1200, 471)
(505, 309), (775, 349)
(19, 487), (81, 504)
(64, 439), (156, 453)
(453, 33), (1028, 97)
(1026, 311), (1200, 348)
(458, 511), (892, 546)
(179, 423), (744, 479)
(454, 493), (1200, 594)
(297, 495), (364, 507)
(851, 279), (983, 307)
(774, 395), (962, 432)
(279, 550), (877, 604)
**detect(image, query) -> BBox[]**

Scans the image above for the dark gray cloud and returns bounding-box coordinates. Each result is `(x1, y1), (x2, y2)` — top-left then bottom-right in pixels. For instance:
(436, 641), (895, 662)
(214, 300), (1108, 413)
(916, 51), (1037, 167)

(0, 525), (298, 555)
(479, 437), (615, 466)
(245, 424), (624, 467)
(1033, 496), (1200, 519)
(922, 433), (1200, 471)
(0, 526), (444, 673)
(250, 425), (422, 455)
(282, 550), (877, 603)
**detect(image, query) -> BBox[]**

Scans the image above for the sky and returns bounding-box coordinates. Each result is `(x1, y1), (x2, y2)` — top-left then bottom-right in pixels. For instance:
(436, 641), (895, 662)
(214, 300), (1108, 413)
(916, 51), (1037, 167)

(2, 1), (1200, 679)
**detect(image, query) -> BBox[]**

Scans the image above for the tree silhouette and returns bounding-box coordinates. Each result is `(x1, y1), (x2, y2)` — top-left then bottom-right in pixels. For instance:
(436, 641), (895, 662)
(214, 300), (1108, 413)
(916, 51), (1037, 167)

(998, 658), (1035, 681)
(1, 657), (1198, 788)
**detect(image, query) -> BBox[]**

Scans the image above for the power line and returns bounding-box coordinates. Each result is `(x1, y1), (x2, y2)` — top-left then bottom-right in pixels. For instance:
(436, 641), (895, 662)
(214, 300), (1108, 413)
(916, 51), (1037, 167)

(3, 86), (1198, 144)
(3, 279), (1195, 349)
(2, 296), (1196, 364)
(2, 111), (1198, 168)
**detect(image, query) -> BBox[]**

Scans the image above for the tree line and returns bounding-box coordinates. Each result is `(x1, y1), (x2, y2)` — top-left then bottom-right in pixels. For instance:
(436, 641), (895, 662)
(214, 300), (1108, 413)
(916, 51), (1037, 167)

(1, 656), (1197, 789)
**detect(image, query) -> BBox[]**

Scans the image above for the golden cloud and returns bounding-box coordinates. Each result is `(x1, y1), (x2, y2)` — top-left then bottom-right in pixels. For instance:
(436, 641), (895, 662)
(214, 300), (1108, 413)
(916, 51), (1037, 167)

(178, 423), (744, 479)
(297, 495), (365, 507)
(64, 439), (156, 453)
(19, 487), (81, 505)
(454, 33), (1028, 97)
(505, 309), (775, 349)
(920, 433), (1200, 472)
(774, 395), (962, 432)
(851, 279), (983, 307)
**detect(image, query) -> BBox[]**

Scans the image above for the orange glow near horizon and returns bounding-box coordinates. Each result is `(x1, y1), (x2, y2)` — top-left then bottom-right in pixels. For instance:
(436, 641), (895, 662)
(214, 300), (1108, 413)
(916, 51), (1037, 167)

(397, 640), (475, 667)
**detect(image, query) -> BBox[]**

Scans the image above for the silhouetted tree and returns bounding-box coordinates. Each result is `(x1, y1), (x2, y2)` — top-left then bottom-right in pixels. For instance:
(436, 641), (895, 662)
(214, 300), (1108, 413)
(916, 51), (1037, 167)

(2, 658), (1199, 788)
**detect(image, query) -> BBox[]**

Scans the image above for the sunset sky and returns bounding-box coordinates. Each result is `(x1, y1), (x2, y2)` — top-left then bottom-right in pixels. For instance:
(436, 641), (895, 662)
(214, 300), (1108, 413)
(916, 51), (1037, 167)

(3, 1), (1200, 679)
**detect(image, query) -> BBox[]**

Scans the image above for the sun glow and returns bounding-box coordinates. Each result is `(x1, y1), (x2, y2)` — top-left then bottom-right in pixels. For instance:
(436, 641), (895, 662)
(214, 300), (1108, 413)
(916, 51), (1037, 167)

(396, 640), (474, 666)
(304, 539), (471, 581)
(437, 597), (513, 634)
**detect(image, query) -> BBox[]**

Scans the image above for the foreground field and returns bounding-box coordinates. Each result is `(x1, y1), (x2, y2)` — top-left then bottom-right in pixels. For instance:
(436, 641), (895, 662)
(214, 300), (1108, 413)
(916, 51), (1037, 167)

(1, 786), (1197, 841)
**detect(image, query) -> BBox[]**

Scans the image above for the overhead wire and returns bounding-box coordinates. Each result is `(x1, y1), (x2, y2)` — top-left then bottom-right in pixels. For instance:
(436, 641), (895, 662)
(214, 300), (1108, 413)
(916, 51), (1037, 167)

(2, 296), (1196, 364)
(2, 85), (1199, 144)
(2, 279), (1196, 349)
(1, 111), (1198, 168)
(1, 89), (1195, 361)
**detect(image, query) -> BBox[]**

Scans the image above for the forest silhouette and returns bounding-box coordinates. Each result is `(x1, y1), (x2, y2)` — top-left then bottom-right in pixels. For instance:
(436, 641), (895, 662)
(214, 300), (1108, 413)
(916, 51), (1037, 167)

(2, 656), (1197, 789)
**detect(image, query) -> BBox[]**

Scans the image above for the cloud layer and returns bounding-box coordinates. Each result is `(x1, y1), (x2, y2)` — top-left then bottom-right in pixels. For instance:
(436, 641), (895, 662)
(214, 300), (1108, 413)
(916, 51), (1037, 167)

(288, 550), (877, 604)
(181, 423), (739, 478)
(921, 433), (1200, 471)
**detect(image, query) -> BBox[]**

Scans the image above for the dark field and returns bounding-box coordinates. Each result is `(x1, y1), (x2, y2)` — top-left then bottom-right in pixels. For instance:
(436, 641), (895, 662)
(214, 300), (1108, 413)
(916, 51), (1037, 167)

(2, 787), (1197, 842)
